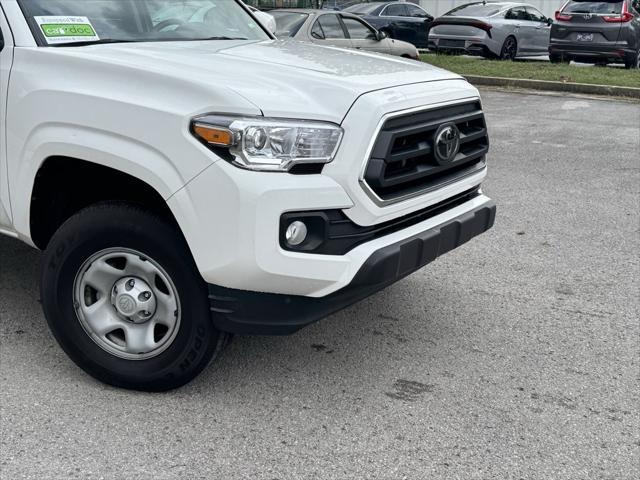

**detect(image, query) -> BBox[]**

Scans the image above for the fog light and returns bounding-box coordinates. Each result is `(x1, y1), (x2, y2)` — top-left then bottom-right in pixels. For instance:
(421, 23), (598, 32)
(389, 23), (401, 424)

(285, 221), (308, 246)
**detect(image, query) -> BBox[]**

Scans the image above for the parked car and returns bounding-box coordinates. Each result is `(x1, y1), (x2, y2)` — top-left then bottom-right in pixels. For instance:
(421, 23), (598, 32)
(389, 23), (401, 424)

(343, 1), (434, 48)
(549, 0), (640, 68)
(428, 2), (553, 59)
(0, 0), (495, 390)
(271, 9), (419, 58)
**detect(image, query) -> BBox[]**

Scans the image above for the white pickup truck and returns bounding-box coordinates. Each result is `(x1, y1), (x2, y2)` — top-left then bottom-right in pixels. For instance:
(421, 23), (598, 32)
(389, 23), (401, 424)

(0, 0), (495, 390)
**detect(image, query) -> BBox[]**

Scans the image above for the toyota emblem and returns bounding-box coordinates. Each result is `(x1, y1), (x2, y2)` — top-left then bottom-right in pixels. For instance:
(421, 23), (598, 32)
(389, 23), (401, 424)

(117, 295), (136, 315)
(433, 123), (461, 165)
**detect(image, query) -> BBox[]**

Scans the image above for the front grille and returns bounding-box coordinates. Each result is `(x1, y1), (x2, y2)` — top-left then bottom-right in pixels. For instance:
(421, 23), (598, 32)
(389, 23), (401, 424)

(363, 101), (489, 203)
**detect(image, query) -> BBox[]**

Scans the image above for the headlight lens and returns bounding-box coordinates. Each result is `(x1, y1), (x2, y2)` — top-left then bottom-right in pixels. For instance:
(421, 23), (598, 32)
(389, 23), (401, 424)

(192, 116), (343, 172)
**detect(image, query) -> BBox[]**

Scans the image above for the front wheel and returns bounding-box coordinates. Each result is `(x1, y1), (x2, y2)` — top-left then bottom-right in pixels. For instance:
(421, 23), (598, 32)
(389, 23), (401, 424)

(500, 36), (518, 60)
(40, 203), (228, 391)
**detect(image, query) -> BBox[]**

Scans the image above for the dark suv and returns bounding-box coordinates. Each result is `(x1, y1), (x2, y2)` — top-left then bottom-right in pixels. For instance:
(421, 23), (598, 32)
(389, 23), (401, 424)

(549, 0), (640, 68)
(343, 1), (434, 48)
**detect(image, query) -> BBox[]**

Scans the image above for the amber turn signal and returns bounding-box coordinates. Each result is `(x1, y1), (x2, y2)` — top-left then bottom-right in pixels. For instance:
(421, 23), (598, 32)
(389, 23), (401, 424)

(193, 124), (235, 146)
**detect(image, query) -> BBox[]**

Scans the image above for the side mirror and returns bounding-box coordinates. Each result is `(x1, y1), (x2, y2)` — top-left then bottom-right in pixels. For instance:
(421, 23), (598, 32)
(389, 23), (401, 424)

(376, 30), (388, 41)
(546, 17), (554, 25)
(0, 31), (4, 52)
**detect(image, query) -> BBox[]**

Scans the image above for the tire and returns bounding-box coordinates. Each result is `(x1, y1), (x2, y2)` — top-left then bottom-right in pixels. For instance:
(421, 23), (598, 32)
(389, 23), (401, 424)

(624, 49), (640, 69)
(499, 36), (518, 60)
(40, 202), (228, 391)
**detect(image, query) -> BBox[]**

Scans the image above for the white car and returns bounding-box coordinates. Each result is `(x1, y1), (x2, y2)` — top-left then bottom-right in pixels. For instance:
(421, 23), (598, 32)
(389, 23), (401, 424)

(270, 9), (419, 59)
(0, 0), (495, 390)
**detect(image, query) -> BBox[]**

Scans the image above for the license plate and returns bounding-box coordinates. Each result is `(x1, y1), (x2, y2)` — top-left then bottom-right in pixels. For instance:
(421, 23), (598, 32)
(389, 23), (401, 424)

(576, 33), (594, 42)
(440, 39), (465, 48)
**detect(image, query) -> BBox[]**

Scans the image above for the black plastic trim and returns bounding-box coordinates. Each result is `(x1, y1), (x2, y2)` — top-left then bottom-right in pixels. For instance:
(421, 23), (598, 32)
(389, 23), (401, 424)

(280, 187), (481, 255)
(209, 200), (496, 335)
(364, 101), (489, 202)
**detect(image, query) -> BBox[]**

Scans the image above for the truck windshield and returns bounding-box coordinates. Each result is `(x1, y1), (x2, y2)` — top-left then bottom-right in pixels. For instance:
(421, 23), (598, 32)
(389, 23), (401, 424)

(18, 0), (270, 46)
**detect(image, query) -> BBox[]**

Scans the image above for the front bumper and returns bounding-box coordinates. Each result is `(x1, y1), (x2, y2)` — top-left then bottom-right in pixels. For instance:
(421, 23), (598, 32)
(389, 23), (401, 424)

(209, 199), (496, 335)
(168, 80), (486, 299)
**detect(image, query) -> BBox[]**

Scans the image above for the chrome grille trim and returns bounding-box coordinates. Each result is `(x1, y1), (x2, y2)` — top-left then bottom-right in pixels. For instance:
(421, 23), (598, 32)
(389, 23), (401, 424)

(359, 97), (489, 207)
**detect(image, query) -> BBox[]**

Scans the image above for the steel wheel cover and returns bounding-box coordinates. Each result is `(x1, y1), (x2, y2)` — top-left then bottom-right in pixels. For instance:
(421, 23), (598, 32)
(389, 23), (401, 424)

(73, 248), (181, 360)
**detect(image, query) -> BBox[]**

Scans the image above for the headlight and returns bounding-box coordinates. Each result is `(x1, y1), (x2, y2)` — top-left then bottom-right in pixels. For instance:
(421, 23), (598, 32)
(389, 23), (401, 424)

(192, 115), (343, 172)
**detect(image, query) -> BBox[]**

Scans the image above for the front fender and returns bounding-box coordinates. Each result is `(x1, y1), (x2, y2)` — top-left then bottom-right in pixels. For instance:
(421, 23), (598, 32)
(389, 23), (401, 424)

(5, 46), (262, 243)
(9, 122), (214, 244)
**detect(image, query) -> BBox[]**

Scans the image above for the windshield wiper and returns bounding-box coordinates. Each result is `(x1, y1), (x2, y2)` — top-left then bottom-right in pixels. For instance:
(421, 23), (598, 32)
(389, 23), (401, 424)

(51, 38), (138, 47)
(52, 36), (249, 47)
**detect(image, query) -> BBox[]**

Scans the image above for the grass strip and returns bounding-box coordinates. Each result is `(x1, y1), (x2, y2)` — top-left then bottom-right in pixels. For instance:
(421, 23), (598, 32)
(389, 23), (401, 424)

(420, 54), (640, 88)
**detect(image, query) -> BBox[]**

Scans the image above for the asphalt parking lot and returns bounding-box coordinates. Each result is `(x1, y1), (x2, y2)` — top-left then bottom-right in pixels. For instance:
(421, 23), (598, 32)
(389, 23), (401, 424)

(1, 89), (638, 479)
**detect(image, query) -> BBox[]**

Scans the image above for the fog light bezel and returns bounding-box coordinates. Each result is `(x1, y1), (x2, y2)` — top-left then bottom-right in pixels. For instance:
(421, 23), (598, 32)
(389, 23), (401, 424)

(279, 213), (329, 252)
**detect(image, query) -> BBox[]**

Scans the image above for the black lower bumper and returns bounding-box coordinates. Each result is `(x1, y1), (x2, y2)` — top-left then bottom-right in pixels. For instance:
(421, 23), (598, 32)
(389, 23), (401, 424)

(208, 201), (496, 335)
(429, 44), (493, 58)
(549, 43), (634, 63)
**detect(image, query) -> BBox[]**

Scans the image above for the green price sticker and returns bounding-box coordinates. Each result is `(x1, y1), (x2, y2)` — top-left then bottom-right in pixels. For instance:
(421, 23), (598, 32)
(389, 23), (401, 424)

(41, 23), (97, 38)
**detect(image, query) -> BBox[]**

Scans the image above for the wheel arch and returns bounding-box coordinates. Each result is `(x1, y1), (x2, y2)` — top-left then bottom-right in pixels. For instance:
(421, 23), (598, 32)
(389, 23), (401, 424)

(29, 156), (181, 250)
(9, 120), (202, 245)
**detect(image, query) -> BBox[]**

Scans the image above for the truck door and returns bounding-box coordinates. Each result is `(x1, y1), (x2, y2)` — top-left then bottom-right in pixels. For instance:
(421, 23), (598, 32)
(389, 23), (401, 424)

(0, 6), (14, 228)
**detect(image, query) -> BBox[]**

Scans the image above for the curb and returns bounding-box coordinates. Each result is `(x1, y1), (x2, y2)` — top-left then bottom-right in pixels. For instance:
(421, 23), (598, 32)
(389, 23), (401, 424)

(463, 75), (640, 99)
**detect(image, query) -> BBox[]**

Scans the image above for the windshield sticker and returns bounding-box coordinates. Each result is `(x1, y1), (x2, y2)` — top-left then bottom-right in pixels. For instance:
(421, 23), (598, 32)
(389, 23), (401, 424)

(35, 16), (99, 44)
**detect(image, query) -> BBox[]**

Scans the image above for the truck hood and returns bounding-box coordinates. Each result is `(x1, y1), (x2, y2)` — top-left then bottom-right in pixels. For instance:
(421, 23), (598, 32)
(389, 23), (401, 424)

(46, 39), (462, 123)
